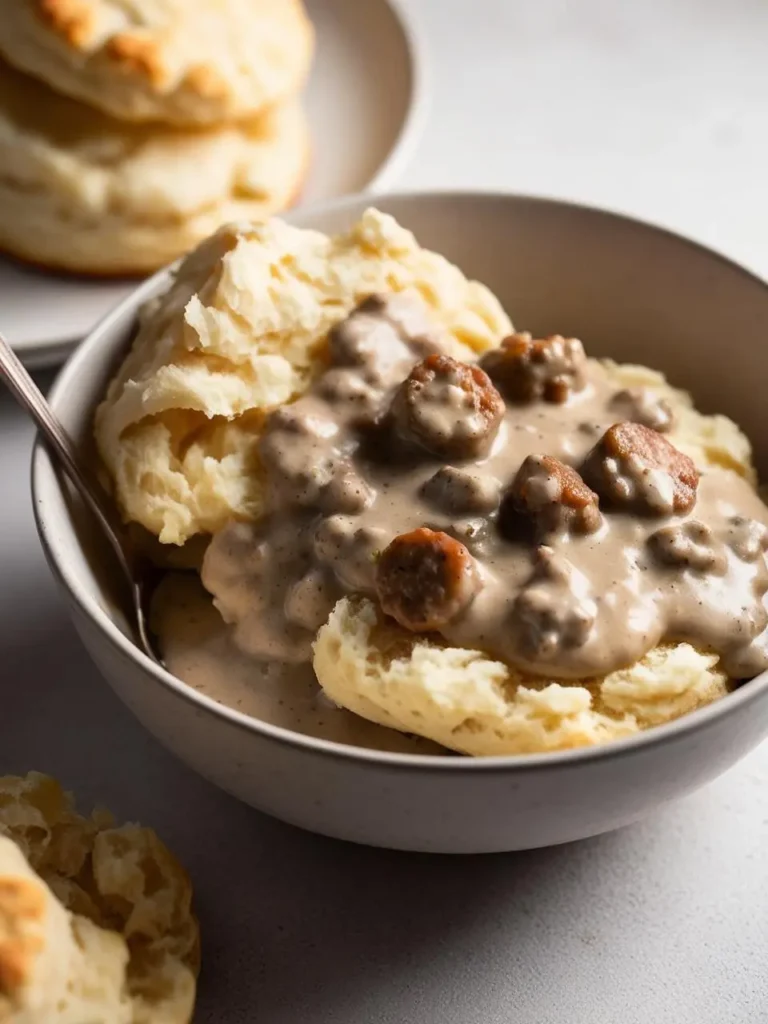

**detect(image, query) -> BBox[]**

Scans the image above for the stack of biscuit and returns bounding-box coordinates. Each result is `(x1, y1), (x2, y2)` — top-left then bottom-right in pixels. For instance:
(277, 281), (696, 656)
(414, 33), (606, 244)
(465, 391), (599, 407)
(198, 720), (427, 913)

(0, 0), (313, 275)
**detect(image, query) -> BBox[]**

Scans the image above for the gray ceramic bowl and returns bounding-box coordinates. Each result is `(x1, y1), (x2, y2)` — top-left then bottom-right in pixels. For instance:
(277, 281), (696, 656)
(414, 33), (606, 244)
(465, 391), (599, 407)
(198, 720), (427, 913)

(32, 192), (768, 853)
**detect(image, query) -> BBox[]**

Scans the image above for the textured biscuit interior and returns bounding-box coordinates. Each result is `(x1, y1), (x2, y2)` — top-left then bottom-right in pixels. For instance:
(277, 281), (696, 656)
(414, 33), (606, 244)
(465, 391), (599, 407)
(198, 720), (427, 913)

(95, 209), (513, 545)
(313, 598), (731, 757)
(311, 366), (753, 756)
(0, 57), (308, 222)
(0, 772), (198, 1023)
(0, 55), (310, 273)
(0, 0), (314, 125)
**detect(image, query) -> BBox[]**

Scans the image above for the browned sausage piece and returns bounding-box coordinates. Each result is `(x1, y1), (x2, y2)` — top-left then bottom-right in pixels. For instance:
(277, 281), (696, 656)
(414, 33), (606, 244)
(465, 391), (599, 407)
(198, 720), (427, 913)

(329, 307), (414, 382)
(725, 516), (768, 563)
(391, 354), (505, 459)
(583, 421), (699, 515)
(421, 466), (501, 516)
(360, 293), (442, 353)
(609, 388), (674, 433)
(480, 332), (587, 404)
(376, 527), (481, 632)
(648, 521), (727, 574)
(510, 547), (596, 658)
(509, 455), (602, 536)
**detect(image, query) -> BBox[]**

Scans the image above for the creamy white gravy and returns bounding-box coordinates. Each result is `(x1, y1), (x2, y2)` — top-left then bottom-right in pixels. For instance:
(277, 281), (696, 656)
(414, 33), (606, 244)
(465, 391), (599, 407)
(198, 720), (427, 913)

(150, 294), (768, 746)
(151, 572), (446, 754)
(201, 296), (768, 681)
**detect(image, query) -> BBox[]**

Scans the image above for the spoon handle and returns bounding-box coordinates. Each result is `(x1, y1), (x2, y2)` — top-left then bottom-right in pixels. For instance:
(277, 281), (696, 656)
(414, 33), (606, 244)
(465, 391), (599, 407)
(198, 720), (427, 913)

(0, 330), (96, 496)
(0, 330), (122, 552)
(0, 332), (162, 664)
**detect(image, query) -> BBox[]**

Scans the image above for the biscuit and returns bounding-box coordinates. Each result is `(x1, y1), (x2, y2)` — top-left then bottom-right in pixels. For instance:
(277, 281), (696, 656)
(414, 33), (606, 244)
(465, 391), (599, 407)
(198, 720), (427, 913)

(312, 371), (752, 755)
(0, 58), (309, 274)
(0, 0), (313, 126)
(312, 596), (731, 756)
(0, 836), (136, 1023)
(94, 209), (514, 545)
(0, 772), (198, 1023)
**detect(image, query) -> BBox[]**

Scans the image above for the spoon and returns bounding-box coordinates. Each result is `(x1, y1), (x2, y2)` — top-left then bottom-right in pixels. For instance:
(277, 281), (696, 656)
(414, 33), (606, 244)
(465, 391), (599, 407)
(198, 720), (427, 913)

(0, 330), (163, 665)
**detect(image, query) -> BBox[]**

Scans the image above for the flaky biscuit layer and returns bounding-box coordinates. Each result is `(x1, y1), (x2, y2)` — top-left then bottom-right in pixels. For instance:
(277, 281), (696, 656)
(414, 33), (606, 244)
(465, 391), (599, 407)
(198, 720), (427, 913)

(0, 59), (309, 274)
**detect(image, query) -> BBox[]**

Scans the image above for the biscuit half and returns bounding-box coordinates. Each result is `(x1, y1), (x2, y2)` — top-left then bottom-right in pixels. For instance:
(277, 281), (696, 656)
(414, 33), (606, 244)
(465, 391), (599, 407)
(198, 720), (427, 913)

(312, 596), (731, 756)
(0, 772), (198, 1023)
(0, 59), (309, 275)
(0, 0), (314, 125)
(311, 366), (752, 756)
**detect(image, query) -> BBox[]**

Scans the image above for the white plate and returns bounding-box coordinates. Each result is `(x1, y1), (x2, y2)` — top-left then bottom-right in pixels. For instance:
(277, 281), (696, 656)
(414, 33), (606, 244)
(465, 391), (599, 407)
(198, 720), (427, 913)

(3, 0), (427, 368)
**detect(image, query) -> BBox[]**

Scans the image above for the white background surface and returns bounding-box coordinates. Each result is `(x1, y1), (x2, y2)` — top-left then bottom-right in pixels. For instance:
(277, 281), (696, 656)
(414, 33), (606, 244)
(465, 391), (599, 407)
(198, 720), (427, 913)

(2, 1), (768, 1020)
(403, 0), (768, 277)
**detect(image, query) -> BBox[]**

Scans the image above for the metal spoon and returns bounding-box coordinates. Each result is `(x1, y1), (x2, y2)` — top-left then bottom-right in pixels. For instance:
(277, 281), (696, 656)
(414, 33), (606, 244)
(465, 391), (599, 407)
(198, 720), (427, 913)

(0, 330), (162, 665)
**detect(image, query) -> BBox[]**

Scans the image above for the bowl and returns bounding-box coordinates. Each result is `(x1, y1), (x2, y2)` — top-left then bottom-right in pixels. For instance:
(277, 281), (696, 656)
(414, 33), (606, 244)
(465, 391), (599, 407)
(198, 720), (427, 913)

(32, 192), (768, 854)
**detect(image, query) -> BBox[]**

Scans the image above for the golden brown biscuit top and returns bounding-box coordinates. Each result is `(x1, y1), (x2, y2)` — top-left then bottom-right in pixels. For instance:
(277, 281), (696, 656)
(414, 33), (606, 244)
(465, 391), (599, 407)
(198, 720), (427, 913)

(0, 0), (314, 124)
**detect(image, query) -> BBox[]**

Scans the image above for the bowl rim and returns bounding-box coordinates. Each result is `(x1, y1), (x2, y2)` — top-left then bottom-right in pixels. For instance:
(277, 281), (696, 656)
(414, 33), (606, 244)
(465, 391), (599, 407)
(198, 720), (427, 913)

(31, 189), (768, 774)
(363, 0), (431, 197)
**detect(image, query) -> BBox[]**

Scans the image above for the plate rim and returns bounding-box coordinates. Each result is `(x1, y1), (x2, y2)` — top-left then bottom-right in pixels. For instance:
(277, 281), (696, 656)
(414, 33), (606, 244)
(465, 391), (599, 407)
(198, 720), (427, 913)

(364, 0), (430, 196)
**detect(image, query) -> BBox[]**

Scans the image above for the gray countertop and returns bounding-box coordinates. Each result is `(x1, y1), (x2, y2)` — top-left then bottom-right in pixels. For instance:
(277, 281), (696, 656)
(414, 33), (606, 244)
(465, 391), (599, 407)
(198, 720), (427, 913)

(4, 1), (768, 1019)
